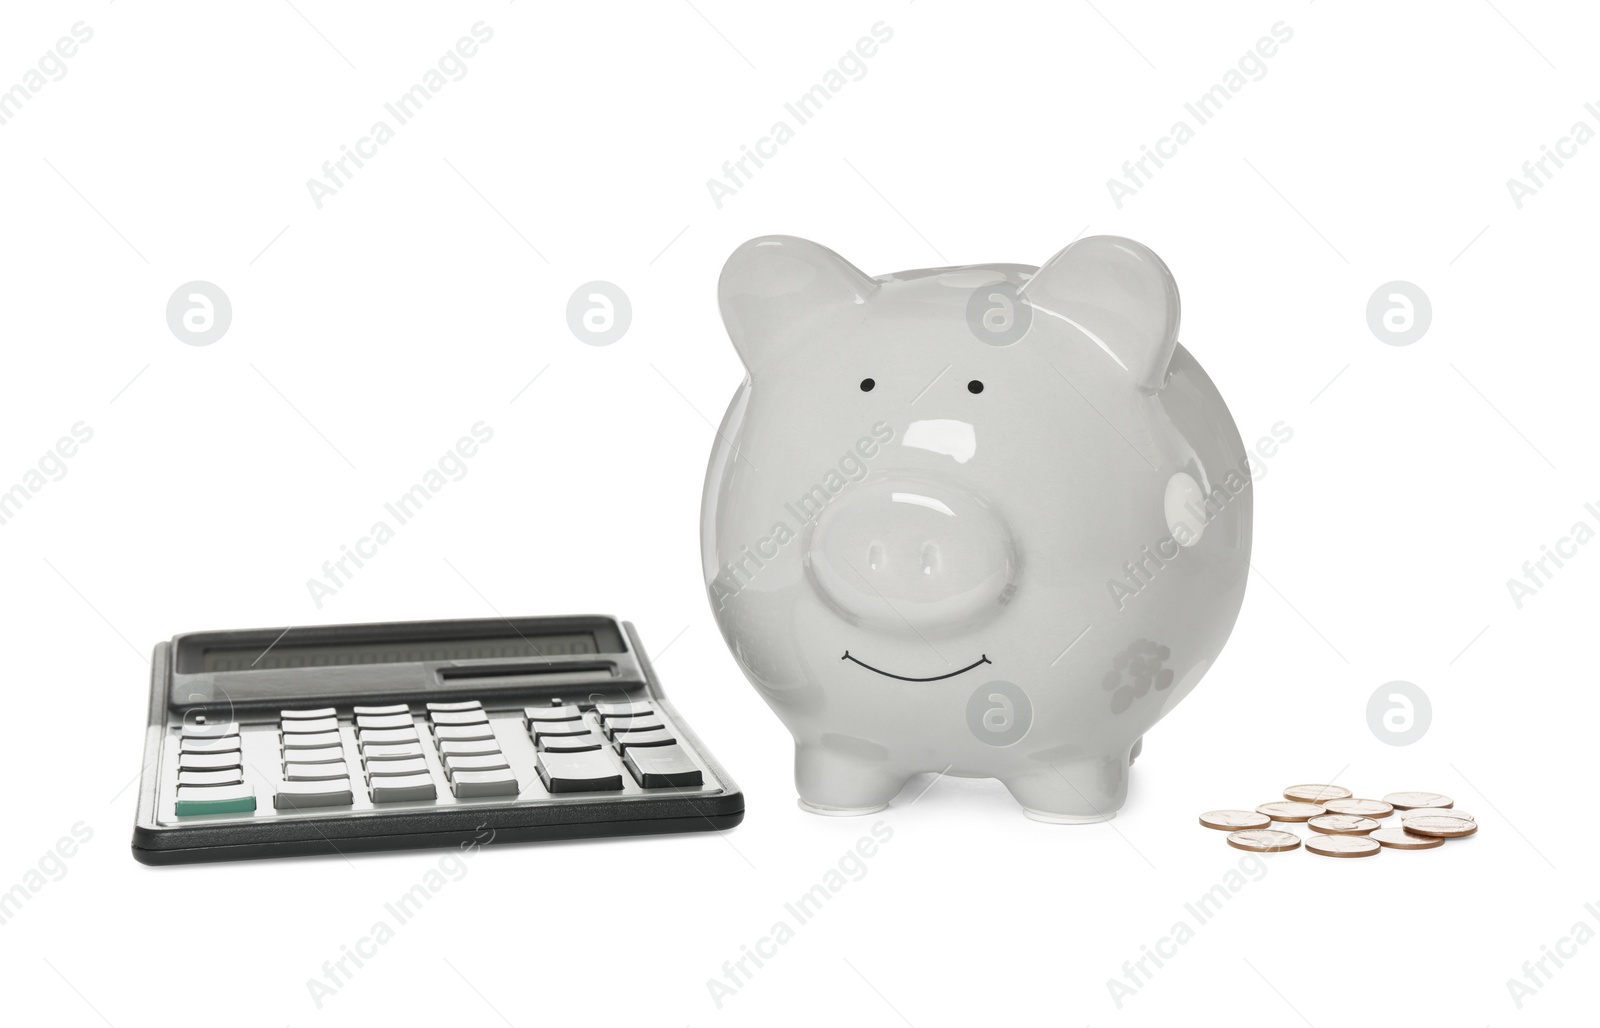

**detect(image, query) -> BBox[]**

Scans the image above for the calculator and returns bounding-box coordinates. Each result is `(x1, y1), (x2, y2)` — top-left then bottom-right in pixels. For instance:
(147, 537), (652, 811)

(130, 615), (743, 864)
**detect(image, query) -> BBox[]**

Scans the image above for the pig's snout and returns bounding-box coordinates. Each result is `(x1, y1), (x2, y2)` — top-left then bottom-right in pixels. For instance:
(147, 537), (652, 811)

(806, 477), (1017, 633)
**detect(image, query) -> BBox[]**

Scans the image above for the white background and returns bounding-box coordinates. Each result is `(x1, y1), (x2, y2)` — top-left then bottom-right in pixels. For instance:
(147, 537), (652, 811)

(1, 1), (1596, 1025)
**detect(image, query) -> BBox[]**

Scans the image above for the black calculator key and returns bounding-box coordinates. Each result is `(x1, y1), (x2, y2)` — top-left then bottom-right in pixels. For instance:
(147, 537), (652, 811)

(281, 707), (337, 720)
(538, 732), (604, 753)
(624, 745), (703, 789)
(355, 713), (413, 730)
(594, 701), (653, 720)
(536, 751), (623, 793)
(525, 704), (582, 722)
(532, 720), (590, 739)
(352, 704), (409, 717)
(614, 728), (676, 750)
(275, 779), (354, 809)
(178, 750), (242, 771)
(426, 700), (482, 713)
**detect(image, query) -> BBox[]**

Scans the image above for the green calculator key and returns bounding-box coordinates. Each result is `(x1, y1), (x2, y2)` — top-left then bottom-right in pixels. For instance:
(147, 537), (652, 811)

(174, 783), (256, 816)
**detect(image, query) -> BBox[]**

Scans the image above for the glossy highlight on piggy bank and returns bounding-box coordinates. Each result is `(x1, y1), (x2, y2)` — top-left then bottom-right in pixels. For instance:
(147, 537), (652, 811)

(701, 235), (1251, 821)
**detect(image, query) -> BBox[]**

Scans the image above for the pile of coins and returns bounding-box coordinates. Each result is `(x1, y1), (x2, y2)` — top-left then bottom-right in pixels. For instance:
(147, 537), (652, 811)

(1199, 786), (1477, 858)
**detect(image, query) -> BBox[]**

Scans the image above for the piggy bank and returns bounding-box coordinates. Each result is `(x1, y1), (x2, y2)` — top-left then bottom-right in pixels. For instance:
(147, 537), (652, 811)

(700, 235), (1251, 821)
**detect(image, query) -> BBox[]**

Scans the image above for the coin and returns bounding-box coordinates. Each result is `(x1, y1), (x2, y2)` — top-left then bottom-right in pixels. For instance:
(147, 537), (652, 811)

(1383, 791), (1453, 810)
(1322, 798), (1394, 819)
(1371, 827), (1444, 850)
(1308, 814), (1380, 835)
(1200, 810), (1272, 831)
(1402, 815), (1478, 838)
(1284, 783), (1352, 803)
(1401, 807), (1472, 822)
(1227, 829), (1302, 853)
(1305, 834), (1381, 858)
(1256, 801), (1326, 822)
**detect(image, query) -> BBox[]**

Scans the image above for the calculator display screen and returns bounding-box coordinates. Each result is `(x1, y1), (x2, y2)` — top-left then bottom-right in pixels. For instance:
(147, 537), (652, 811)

(193, 633), (600, 672)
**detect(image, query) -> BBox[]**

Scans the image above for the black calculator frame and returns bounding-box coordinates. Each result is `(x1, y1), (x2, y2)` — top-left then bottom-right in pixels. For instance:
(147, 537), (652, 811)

(131, 616), (743, 864)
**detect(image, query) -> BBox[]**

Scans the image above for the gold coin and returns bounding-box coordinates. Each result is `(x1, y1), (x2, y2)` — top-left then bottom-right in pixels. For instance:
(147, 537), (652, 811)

(1284, 783), (1352, 803)
(1305, 834), (1381, 858)
(1307, 814), (1380, 835)
(1227, 829), (1302, 853)
(1256, 801), (1326, 822)
(1322, 798), (1394, 819)
(1401, 807), (1472, 822)
(1371, 827), (1444, 850)
(1402, 815), (1478, 838)
(1200, 810), (1272, 831)
(1383, 791), (1453, 810)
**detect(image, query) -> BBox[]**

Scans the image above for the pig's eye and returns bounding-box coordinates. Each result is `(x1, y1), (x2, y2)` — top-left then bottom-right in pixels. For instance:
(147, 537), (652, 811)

(967, 380), (984, 394)
(859, 378), (876, 392)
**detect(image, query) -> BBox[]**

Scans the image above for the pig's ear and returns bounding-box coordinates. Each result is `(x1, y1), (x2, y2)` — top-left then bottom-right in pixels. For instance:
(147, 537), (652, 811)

(719, 236), (876, 373)
(1025, 236), (1179, 391)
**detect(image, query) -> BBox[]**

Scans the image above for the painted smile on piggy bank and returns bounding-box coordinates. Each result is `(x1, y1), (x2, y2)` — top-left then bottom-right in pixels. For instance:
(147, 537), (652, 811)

(840, 651), (992, 682)
(701, 234), (1251, 822)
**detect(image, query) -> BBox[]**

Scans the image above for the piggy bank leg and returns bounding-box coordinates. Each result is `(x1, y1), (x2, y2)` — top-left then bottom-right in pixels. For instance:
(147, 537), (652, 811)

(794, 742), (906, 816)
(1002, 753), (1128, 824)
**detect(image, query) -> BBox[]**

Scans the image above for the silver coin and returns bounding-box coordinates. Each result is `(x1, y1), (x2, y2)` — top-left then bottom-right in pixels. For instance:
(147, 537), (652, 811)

(1383, 791), (1453, 810)
(1284, 783), (1352, 803)
(1371, 827), (1443, 850)
(1256, 801), (1326, 823)
(1402, 815), (1477, 839)
(1200, 810), (1272, 831)
(1322, 798), (1395, 819)
(1400, 807), (1472, 822)
(1307, 814), (1380, 835)
(1306, 834), (1381, 858)
(1227, 829), (1302, 853)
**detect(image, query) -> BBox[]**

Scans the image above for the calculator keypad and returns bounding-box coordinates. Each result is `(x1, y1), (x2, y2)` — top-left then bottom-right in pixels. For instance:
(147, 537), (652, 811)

(174, 696), (704, 819)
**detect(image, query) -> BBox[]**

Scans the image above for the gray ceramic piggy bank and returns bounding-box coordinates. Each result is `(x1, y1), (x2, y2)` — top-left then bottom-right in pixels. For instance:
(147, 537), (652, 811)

(701, 235), (1251, 821)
